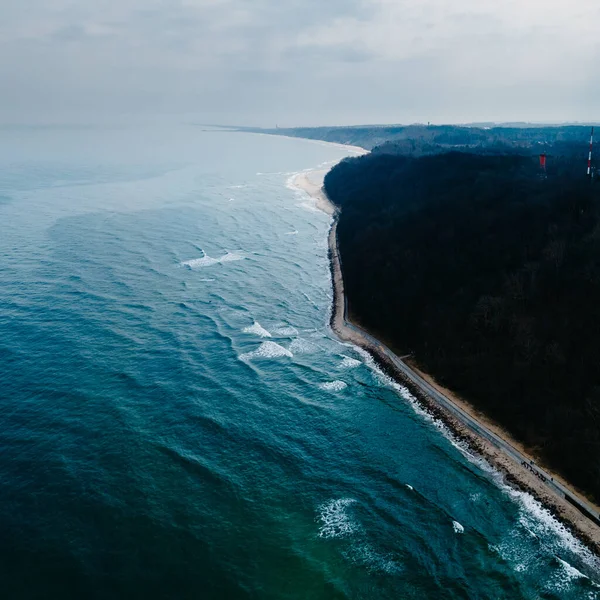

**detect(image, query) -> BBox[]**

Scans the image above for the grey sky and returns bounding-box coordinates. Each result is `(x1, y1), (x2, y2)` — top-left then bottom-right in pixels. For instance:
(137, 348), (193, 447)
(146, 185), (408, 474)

(1, 0), (599, 125)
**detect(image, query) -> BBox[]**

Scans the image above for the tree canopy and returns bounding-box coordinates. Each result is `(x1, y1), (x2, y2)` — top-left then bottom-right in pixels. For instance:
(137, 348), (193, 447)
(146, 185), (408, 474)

(325, 148), (600, 502)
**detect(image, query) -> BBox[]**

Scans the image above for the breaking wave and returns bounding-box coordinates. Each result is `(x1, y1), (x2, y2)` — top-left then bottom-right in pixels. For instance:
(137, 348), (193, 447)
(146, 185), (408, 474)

(272, 325), (298, 337)
(318, 498), (359, 539)
(319, 381), (348, 392)
(242, 321), (271, 338)
(453, 521), (465, 534)
(344, 543), (402, 575)
(339, 356), (362, 369)
(181, 251), (245, 269)
(239, 341), (293, 361)
(289, 338), (320, 355)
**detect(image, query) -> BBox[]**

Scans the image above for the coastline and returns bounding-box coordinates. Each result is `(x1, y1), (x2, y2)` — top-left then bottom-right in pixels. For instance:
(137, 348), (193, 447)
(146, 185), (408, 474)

(293, 166), (600, 557)
(292, 170), (337, 215)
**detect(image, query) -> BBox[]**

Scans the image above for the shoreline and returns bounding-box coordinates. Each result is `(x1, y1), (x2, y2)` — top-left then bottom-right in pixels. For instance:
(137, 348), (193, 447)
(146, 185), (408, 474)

(293, 165), (600, 557)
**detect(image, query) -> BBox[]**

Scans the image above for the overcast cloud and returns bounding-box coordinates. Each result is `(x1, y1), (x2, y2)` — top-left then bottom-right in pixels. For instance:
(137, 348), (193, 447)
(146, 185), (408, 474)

(1, 0), (599, 125)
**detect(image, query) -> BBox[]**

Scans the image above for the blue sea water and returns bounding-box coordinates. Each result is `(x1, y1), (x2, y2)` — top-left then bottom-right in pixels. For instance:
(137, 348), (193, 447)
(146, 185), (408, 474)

(0, 124), (599, 599)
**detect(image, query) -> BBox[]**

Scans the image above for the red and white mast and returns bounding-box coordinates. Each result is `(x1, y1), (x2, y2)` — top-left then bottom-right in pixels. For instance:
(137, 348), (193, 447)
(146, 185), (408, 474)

(588, 126), (594, 177)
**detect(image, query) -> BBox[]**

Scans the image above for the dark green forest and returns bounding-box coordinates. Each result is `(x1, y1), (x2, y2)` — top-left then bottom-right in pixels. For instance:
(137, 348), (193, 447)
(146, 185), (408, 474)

(324, 148), (600, 502)
(246, 123), (597, 152)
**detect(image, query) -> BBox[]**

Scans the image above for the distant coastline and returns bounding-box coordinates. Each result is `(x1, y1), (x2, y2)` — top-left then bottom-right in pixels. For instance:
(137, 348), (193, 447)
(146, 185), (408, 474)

(293, 158), (600, 557)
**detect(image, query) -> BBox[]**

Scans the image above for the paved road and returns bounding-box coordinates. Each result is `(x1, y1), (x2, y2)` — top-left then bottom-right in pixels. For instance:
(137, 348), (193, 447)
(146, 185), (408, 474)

(333, 233), (600, 529)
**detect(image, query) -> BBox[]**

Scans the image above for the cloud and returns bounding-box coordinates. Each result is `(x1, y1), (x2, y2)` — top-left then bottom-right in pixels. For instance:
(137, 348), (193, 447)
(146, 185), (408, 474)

(0, 0), (599, 124)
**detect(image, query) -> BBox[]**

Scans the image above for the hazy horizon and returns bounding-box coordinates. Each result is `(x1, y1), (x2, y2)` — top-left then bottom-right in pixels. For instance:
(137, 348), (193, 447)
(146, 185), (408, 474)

(2, 1), (599, 126)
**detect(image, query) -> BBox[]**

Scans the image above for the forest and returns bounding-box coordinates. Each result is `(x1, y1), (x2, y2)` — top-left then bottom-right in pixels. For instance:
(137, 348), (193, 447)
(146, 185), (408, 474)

(246, 123), (596, 152)
(324, 147), (600, 502)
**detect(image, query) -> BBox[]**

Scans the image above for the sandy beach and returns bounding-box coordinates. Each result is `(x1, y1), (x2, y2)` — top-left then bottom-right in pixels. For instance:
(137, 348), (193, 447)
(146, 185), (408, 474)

(292, 170), (337, 215)
(293, 164), (600, 556)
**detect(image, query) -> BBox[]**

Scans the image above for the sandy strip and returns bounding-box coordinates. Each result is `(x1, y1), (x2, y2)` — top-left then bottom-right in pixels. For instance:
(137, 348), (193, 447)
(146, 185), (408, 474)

(297, 159), (600, 555)
(291, 144), (368, 215)
(292, 170), (337, 215)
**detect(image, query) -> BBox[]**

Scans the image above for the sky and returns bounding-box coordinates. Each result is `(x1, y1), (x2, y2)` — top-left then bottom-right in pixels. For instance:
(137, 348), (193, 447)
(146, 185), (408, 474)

(1, 0), (599, 126)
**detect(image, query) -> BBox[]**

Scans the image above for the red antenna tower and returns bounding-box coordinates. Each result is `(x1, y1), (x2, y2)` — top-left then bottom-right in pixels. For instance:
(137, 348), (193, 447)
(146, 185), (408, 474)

(587, 126), (594, 178)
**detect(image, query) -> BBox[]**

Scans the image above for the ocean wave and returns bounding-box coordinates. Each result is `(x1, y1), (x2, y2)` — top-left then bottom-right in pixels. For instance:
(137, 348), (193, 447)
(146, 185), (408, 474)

(339, 355), (362, 370)
(181, 251), (245, 269)
(345, 542), (402, 574)
(219, 252), (245, 263)
(318, 497), (401, 574)
(452, 521), (465, 534)
(352, 344), (600, 577)
(272, 325), (298, 337)
(301, 291), (321, 310)
(507, 486), (600, 573)
(317, 498), (359, 539)
(319, 381), (348, 392)
(489, 536), (539, 578)
(289, 338), (320, 355)
(353, 346), (505, 479)
(285, 172), (300, 192)
(239, 341), (293, 361)
(181, 255), (220, 268)
(242, 321), (271, 338)
(297, 200), (321, 214)
(546, 557), (591, 594)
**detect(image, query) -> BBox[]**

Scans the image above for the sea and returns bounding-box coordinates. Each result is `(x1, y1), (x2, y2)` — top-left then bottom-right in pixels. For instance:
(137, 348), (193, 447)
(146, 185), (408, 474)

(0, 124), (599, 599)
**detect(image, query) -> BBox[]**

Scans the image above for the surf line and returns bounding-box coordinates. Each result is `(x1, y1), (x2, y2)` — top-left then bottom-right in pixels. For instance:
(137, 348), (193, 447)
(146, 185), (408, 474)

(292, 154), (600, 558)
(328, 212), (600, 556)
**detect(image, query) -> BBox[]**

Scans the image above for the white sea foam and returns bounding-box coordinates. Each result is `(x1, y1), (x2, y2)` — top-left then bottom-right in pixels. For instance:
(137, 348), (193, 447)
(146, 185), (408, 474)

(289, 338), (320, 355)
(486, 483), (600, 590)
(319, 381), (348, 392)
(239, 341), (293, 361)
(182, 255), (220, 268)
(490, 537), (539, 576)
(181, 251), (245, 269)
(353, 346), (504, 481)
(506, 486), (600, 572)
(348, 345), (600, 579)
(286, 173), (323, 213)
(557, 557), (588, 582)
(453, 521), (465, 534)
(318, 498), (359, 538)
(298, 200), (320, 213)
(406, 484), (414, 491)
(219, 252), (245, 263)
(199, 278), (216, 282)
(545, 557), (591, 594)
(354, 347), (433, 422)
(339, 356), (362, 370)
(272, 326), (298, 337)
(285, 172), (300, 192)
(318, 496), (400, 574)
(242, 321), (271, 338)
(347, 543), (402, 574)
(285, 230), (299, 236)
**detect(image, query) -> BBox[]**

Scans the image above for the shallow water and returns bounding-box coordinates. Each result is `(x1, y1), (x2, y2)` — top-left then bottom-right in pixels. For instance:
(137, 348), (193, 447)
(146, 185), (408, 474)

(0, 124), (599, 599)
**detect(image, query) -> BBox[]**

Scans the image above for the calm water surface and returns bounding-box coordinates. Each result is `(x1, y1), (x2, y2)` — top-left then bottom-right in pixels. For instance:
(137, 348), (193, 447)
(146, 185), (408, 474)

(0, 125), (599, 599)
